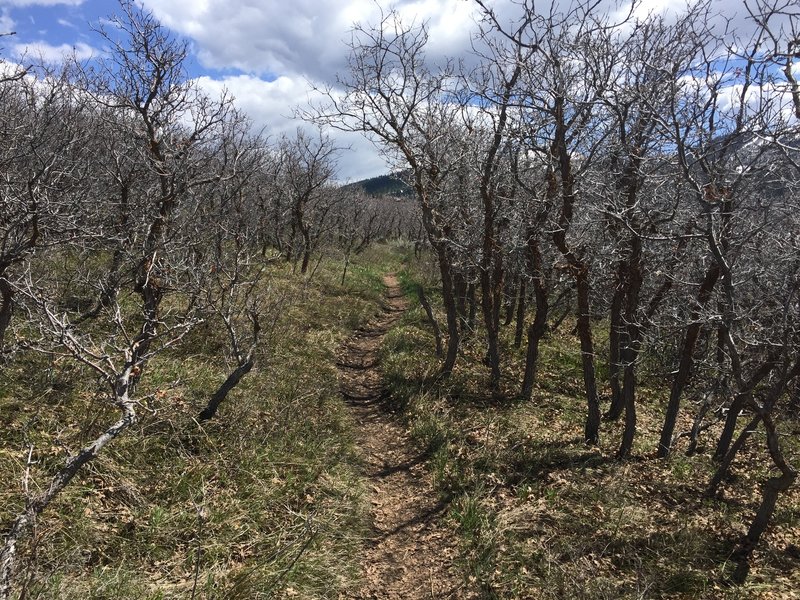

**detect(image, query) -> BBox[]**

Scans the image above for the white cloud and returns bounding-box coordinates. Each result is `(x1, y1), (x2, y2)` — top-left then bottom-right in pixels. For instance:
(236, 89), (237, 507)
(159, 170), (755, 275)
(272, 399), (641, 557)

(0, 9), (14, 33)
(195, 73), (389, 180)
(394, 0), (477, 56)
(2, 0), (83, 5)
(195, 74), (317, 128)
(139, 0), (488, 179)
(143, 0), (776, 180)
(142, 0), (370, 79)
(11, 40), (96, 62)
(141, 0), (482, 81)
(0, 57), (25, 78)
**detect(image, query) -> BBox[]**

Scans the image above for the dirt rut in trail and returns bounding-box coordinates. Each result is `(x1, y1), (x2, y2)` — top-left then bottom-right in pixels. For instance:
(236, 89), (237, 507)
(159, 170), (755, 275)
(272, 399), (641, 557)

(337, 274), (469, 599)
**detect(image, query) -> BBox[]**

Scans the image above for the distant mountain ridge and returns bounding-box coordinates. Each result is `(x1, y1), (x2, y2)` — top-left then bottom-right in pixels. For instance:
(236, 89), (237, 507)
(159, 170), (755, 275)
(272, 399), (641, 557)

(345, 172), (413, 197)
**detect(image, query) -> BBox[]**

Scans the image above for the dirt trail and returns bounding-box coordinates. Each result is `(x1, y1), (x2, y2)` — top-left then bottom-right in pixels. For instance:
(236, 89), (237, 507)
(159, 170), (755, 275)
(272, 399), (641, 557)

(337, 274), (468, 599)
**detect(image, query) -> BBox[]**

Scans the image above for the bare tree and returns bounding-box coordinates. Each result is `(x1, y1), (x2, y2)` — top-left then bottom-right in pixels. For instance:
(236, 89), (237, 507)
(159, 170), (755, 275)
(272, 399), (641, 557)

(79, 0), (237, 369)
(487, 0), (624, 442)
(592, 7), (710, 457)
(0, 62), (94, 355)
(307, 9), (468, 376)
(193, 131), (284, 421)
(0, 274), (199, 598)
(0, 3), (248, 595)
(276, 129), (339, 275)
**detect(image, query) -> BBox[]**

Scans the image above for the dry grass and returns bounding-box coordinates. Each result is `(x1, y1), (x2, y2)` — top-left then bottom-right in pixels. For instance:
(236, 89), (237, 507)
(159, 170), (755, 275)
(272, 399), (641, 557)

(0, 244), (404, 599)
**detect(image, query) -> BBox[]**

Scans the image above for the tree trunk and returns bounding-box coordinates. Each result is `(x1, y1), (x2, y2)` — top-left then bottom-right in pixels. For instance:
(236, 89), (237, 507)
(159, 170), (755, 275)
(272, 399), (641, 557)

(480, 262), (503, 392)
(0, 393), (136, 600)
(617, 235), (642, 459)
(341, 252), (351, 285)
(685, 391), (713, 457)
(417, 285), (443, 358)
(453, 270), (469, 334)
(575, 269), (601, 445)
(606, 264), (626, 420)
(467, 282), (477, 337)
(732, 414), (797, 584)
(708, 415), (761, 497)
(709, 359), (799, 495)
(521, 304), (548, 401)
(713, 354), (778, 461)
(476, 62), (519, 394)
(0, 275), (12, 355)
(513, 280), (526, 349)
(503, 276), (518, 326)
(199, 358), (255, 421)
(617, 347), (638, 458)
(657, 263), (720, 457)
(548, 98), (599, 444)
(521, 238), (549, 400)
(435, 245), (460, 377)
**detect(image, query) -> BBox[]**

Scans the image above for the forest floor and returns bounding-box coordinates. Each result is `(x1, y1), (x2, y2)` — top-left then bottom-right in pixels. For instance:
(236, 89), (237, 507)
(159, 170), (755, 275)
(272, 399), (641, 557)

(337, 275), (472, 599)
(2, 246), (799, 599)
(376, 265), (800, 599)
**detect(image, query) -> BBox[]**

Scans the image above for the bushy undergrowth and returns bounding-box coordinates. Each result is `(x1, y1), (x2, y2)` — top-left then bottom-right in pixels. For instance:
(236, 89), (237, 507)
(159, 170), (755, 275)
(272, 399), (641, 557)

(0, 245), (403, 599)
(382, 259), (800, 600)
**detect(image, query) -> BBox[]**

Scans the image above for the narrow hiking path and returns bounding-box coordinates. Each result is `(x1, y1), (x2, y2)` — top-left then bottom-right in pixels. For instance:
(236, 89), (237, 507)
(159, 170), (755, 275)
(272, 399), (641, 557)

(337, 274), (470, 599)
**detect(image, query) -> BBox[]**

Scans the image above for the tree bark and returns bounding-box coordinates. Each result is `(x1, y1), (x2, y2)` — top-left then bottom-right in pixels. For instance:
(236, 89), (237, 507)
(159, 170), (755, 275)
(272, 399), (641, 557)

(435, 244), (460, 377)
(0, 275), (12, 355)
(732, 413), (797, 584)
(341, 252), (351, 285)
(713, 353), (778, 461)
(0, 391), (136, 600)
(417, 285), (443, 358)
(467, 282), (477, 338)
(606, 264), (626, 420)
(617, 234), (642, 459)
(453, 270), (469, 334)
(513, 280), (526, 349)
(477, 60), (520, 394)
(503, 276), (518, 327)
(657, 263), (720, 457)
(479, 261), (503, 392)
(708, 415), (761, 498)
(199, 358), (255, 421)
(575, 269), (601, 444)
(548, 96), (600, 444)
(521, 238), (549, 400)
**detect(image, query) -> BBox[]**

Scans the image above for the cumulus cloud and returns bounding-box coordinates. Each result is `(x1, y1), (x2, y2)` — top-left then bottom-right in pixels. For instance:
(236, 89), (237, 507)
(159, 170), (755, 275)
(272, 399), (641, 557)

(0, 57), (25, 79)
(195, 73), (318, 132)
(138, 0), (491, 179)
(140, 0), (482, 81)
(11, 40), (96, 62)
(0, 9), (14, 33)
(194, 73), (388, 181)
(142, 0), (772, 179)
(141, 0), (358, 78)
(2, 0), (83, 5)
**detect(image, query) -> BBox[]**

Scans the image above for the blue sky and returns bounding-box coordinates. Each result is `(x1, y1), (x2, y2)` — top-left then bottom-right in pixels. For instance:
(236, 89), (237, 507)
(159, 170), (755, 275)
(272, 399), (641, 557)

(3, 1), (104, 61)
(2, 0), (223, 79)
(0, 0), (493, 180)
(1, 0), (430, 180)
(2, 0), (790, 181)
